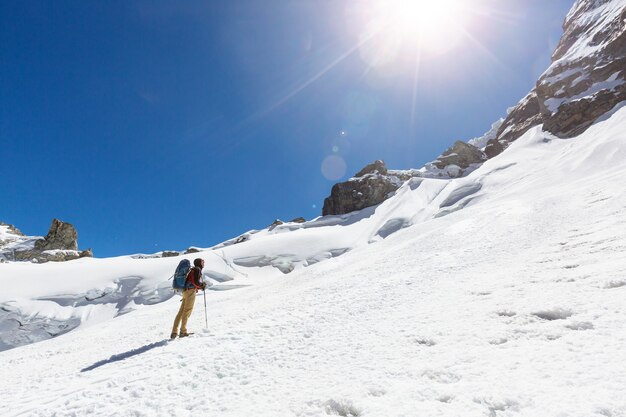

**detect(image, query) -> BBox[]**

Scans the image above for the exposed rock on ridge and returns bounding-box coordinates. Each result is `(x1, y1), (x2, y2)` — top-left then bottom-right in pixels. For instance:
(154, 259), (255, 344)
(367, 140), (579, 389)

(0, 222), (24, 238)
(487, 0), (626, 156)
(35, 219), (78, 251)
(323, 160), (405, 216)
(433, 141), (486, 170)
(537, 0), (626, 138)
(322, 146), (488, 216)
(0, 219), (93, 263)
(486, 91), (544, 158)
(355, 160), (388, 177)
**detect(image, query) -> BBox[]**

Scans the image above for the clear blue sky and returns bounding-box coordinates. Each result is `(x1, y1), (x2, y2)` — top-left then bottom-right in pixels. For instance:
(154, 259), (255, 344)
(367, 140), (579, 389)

(1, 0), (573, 257)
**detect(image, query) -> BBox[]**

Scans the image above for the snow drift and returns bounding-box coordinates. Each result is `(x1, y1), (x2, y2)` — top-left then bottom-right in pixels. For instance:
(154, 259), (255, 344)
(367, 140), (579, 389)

(1, 103), (625, 416)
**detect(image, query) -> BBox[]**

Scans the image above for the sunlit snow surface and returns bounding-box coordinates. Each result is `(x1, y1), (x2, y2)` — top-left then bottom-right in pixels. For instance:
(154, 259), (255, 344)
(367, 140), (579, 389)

(1, 106), (626, 416)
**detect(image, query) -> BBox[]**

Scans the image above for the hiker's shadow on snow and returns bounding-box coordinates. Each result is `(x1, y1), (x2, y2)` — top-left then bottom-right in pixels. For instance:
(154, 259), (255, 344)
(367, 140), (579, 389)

(81, 339), (169, 372)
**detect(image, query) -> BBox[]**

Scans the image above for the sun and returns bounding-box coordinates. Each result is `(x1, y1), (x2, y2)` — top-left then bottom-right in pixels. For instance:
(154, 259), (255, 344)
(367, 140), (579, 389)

(386, 0), (464, 41)
(355, 0), (468, 62)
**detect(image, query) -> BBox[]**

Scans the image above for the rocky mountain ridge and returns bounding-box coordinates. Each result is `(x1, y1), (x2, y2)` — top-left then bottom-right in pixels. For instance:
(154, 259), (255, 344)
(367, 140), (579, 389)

(487, 0), (625, 155)
(323, 139), (489, 215)
(0, 219), (92, 263)
(324, 0), (625, 216)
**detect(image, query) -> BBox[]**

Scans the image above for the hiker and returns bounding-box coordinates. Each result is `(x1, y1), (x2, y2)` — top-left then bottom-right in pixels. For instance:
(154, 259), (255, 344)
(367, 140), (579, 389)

(171, 258), (206, 339)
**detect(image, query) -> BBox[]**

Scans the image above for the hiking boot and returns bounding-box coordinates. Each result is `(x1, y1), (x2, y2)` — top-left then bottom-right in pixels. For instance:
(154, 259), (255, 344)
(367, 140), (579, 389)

(170, 333), (177, 340)
(179, 332), (192, 338)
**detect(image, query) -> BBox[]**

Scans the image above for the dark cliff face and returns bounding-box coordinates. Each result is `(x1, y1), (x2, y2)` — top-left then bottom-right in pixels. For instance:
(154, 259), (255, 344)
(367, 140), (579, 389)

(322, 161), (402, 216)
(433, 141), (486, 170)
(34, 219), (79, 251)
(487, 0), (625, 156)
(486, 91), (543, 158)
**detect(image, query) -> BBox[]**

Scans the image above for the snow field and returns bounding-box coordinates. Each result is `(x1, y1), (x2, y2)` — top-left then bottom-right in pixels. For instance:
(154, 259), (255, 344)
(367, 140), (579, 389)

(1, 107), (626, 416)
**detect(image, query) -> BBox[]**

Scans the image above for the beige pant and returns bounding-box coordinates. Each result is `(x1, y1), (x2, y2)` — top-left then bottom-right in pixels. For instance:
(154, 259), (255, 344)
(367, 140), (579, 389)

(172, 289), (196, 335)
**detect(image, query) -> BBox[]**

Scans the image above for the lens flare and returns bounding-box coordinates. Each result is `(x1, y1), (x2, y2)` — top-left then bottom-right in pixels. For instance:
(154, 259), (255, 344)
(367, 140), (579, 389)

(321, 155), (347, 180)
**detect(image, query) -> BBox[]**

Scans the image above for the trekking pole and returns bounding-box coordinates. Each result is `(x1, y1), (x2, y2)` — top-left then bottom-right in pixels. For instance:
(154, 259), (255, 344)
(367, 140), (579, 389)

(203, 289), (208, 329)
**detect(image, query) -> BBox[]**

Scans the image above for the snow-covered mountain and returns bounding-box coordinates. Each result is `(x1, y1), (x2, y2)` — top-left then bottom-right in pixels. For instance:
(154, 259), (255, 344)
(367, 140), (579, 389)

(1, 0), (626, 415)
(325, 0), (625, 215)
(2, 103), (625, 416)
(538, 0), (626, 136)
(487, 0), (626, 156)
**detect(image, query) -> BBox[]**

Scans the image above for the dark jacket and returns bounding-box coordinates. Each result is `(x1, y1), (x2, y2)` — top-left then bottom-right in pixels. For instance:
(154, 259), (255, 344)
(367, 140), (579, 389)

(185, 266), (205, 290)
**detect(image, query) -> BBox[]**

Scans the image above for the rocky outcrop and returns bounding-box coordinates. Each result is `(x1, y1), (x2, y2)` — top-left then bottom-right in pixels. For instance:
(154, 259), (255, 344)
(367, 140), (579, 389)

(486, 0), (626, 157)
(1, 219), (92, 263)
(268, 219), (284, 231)
(321, 153), (483, 215)
(14, 250), (86, 263)
(486, 91), (544, 157)
(536, 0), (626, 138)
(34, 219), (78, 251)
(270, 217), (306, 227)
(0, 222), (24, 238)
(322, 161), (403, 216)
(355, 160), (388, 177)
(484, 138), (505, 159)
(433, 141), (486, 170)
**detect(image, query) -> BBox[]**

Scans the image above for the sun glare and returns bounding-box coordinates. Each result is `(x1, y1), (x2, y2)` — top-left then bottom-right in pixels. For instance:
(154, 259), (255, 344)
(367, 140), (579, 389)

(354, 0), (469, 68)
(386, 0), (464, 41)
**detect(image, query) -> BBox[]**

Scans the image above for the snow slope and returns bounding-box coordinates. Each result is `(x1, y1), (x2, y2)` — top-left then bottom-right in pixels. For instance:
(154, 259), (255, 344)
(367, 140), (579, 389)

(1, 106), (626, 416)
(0, 223), (40, 261)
